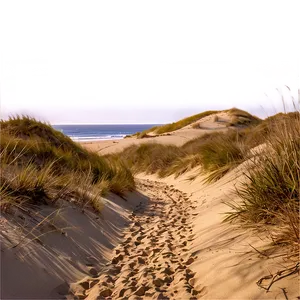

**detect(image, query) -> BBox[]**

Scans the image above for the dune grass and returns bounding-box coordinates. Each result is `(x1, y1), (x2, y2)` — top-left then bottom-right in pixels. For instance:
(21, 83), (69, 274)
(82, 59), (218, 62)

(116, 110), (297, 185)
(227, 108), (262, 127)
(112, 108), (299, 256)
(225, 111), (300, 257)
(112, 143), (185, 177)
(194, 132), (248, 183)
(114, 129), (251, 182)
(0, 116), (135, 214)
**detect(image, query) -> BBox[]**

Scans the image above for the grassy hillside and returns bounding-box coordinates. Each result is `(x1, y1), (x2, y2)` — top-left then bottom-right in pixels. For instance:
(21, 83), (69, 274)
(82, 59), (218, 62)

(136, 108), (261, 136)
(0, 116), (135, 214)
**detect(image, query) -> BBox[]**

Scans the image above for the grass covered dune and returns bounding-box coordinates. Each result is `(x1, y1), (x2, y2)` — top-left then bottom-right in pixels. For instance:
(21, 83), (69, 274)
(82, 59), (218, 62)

(110, 109), (300, 258)
(0, 115), (135, 213)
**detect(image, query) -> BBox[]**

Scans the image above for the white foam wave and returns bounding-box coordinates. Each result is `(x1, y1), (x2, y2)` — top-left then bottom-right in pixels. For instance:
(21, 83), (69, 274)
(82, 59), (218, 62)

(70, 134), (126, 142)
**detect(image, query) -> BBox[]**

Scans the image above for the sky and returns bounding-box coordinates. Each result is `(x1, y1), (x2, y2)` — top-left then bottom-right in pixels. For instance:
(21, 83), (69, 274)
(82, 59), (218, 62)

(0, 52), (300, 124)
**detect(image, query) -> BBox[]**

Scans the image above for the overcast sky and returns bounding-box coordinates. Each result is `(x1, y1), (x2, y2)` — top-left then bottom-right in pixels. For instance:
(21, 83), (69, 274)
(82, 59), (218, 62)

(0, 56), (300, 124)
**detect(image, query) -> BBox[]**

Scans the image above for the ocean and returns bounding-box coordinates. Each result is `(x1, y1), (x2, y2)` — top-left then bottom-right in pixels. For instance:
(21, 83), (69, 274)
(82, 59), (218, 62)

(52, 124), (160, 142)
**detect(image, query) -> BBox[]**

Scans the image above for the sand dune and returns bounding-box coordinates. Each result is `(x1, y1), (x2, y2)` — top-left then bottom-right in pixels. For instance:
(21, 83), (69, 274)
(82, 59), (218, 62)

(81, 111), (230, 155)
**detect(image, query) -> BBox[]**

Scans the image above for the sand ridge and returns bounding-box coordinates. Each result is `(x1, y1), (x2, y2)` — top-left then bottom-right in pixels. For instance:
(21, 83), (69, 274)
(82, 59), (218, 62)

(81, 111), (230, 155)
(71, 179), (205, 299)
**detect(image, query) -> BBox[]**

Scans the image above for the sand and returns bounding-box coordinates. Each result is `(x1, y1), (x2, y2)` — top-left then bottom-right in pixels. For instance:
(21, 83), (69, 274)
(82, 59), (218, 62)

(1, 111), (299, 299)
(0, 192), (148, 298)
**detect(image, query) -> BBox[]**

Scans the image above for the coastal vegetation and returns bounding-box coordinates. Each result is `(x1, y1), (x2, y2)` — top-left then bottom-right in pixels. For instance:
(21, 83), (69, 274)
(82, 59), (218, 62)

(0, 116), (135, 214)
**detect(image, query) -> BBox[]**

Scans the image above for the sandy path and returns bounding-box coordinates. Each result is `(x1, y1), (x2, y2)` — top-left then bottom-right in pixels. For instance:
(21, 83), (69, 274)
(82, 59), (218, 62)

(78, 179), (203, 300)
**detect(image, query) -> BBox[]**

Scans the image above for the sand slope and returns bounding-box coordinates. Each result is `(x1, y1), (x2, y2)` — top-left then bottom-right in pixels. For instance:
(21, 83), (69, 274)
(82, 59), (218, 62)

(0, 192), (148, 299)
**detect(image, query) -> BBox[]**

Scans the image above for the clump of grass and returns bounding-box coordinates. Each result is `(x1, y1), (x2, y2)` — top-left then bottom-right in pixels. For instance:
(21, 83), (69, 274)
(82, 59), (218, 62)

(104, 155), (135, 196)
(195, 131), (249, 182)
(0, 115), (135, 214)
(227, 108), (261, 127)
(161, 154), (202, 178)
(191, 122), (201, 129)
(137, 131), (150, 139)
(181, 132), (227, 153)
(225, 112), (300, 257)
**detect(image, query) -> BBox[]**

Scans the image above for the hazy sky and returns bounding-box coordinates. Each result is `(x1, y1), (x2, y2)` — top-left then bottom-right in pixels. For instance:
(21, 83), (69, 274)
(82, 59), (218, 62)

(0, 56), (300, 124)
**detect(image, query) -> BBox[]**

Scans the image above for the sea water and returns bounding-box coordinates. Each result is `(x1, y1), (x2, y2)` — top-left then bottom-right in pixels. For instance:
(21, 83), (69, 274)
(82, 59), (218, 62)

(52, 124), (159, 142)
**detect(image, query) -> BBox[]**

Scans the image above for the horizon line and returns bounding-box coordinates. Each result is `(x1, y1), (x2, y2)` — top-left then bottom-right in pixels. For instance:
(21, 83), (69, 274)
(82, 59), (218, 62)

(51, 122), (165, 126)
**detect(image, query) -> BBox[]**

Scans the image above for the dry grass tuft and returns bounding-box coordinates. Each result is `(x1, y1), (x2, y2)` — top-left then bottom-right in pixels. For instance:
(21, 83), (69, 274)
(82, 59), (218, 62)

(227, 108), (262, 127)
(225, 111), (300, 258)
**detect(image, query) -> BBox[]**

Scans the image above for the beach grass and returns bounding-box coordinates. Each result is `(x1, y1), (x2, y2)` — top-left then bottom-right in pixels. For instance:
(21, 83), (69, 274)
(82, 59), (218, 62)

(112, 143), (185, 177)
(116, 129), (251, 182)
(0, 116), (135, 214)
(224, 111), (300, 257)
